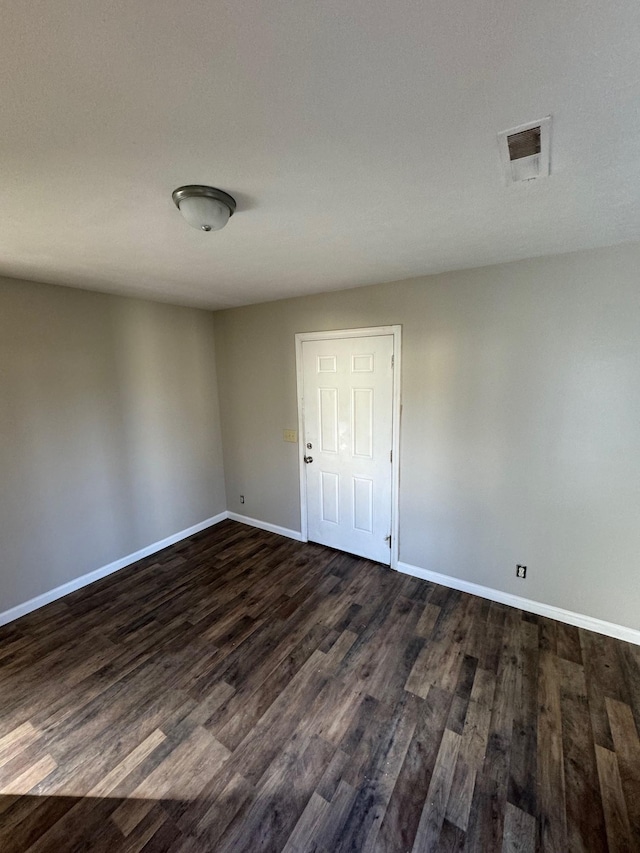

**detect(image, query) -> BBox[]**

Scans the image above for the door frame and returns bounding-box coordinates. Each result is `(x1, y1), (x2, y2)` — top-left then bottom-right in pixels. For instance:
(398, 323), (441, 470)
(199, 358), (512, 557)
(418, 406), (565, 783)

(295, 325), (402, 569)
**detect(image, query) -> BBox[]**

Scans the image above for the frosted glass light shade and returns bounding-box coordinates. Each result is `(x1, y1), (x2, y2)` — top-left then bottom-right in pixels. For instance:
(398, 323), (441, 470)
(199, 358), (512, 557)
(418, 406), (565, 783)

(172, 186), (236, 232)
(178, 196), (231, 231)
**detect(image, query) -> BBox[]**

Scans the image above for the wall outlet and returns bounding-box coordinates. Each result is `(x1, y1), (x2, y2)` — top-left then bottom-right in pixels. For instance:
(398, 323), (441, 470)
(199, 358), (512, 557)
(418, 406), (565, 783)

(283, 429), (298, 443)
(240, 495), (245, 504)
(516, 564), (527, 579)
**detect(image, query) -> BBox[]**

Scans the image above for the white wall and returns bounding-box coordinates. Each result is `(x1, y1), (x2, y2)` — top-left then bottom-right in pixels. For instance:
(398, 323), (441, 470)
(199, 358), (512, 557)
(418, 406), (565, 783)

(0, 277), (227, 613)
(214, 242), (640, 631)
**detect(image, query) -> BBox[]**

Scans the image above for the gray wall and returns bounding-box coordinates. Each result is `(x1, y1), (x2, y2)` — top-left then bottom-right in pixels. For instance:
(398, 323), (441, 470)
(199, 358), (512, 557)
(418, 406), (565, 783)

(0, 277), (226, 613)
(3, 242), (639, 631)
(214, 243), (640, 630)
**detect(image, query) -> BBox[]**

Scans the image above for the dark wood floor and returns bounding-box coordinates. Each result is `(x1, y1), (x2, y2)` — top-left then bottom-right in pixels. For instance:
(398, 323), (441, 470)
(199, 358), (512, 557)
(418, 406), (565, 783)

(1, 520), (639, 852)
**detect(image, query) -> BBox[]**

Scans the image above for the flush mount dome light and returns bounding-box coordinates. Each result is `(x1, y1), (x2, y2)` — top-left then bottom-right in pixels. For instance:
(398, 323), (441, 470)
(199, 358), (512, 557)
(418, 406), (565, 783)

(172, 185), (236, 232)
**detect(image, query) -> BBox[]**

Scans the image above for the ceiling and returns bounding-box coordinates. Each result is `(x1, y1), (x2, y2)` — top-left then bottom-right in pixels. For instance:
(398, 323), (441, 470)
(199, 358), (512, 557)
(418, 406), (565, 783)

(2, 0), (640, 309)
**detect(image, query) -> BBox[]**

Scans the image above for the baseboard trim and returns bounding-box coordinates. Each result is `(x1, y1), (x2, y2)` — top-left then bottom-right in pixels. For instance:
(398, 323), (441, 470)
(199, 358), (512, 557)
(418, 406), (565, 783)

(227, 512), (304, 542)
(0, 512), (228, 629)
(7, 515), (634, 646)
(396, 561), (640, 646)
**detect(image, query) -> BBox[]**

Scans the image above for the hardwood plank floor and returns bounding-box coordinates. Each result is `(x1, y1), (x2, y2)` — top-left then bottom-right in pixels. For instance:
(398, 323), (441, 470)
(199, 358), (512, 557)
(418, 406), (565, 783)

(0, 519), (639, 851)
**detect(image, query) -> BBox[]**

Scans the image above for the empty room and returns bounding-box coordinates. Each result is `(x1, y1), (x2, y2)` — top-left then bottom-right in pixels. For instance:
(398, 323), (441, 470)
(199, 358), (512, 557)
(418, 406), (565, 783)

(1, 1), (639, 851)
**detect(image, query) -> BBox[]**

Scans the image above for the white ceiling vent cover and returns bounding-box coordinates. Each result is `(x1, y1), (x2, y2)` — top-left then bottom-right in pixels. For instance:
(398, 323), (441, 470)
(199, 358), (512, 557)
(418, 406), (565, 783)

(498, 117), (551, 184)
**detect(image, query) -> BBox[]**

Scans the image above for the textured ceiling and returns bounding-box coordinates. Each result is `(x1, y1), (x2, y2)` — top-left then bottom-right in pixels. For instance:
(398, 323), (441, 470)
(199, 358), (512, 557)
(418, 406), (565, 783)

(1, 0), (640, 308)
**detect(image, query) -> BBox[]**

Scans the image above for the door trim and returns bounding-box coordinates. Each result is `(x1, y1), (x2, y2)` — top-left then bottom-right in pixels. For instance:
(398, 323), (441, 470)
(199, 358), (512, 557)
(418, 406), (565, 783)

(295, 326), (402, 569)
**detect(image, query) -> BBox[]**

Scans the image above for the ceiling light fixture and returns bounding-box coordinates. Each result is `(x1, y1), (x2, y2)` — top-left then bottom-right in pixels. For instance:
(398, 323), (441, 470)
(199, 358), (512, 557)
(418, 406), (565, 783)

(172, 185), (236, 232)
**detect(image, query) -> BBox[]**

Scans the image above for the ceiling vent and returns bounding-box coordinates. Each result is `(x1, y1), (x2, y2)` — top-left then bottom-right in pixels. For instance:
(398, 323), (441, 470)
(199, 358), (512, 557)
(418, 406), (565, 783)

(498, 116), (551, 184)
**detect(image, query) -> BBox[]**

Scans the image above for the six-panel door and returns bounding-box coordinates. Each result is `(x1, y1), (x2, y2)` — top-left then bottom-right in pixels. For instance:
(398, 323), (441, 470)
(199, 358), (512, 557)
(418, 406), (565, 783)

(302, 335), (394, 564)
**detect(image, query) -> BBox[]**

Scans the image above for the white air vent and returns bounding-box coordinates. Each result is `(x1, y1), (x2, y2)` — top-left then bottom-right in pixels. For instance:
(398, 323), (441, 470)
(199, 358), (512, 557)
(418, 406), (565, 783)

(498, 117), (551, 184)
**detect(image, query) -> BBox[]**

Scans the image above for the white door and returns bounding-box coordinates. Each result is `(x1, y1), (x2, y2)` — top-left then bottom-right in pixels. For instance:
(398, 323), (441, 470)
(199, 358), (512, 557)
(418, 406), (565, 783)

(301, 334), (394, 564)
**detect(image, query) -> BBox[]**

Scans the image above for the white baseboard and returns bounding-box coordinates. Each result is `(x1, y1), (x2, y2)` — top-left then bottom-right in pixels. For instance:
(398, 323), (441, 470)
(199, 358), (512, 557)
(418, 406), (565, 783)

(6, 512), (635, 647)
(0, 512), (228, 629)
(227, 512), (304, 542)
(397, 561), (640, 646)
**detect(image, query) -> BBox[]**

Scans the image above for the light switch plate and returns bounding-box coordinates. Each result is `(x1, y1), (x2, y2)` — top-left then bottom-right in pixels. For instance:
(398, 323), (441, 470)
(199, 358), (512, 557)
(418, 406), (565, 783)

(283, 429), (297, 443)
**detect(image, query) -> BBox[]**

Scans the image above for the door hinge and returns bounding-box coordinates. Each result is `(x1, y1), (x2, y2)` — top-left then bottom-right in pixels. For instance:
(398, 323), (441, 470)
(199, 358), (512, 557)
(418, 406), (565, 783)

(385, 534), (392, 547)
(390, 449), (392, 463)
(391, 354), (394, 369)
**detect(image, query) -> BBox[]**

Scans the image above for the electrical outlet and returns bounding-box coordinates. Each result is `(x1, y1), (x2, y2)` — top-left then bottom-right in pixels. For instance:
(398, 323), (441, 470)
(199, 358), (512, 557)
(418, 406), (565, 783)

(283, 429), (297, 443)
(240, 495), (245, 504)
(516, 564), (527, 579)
